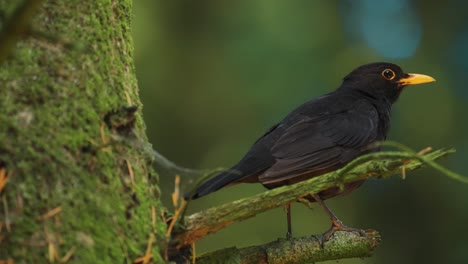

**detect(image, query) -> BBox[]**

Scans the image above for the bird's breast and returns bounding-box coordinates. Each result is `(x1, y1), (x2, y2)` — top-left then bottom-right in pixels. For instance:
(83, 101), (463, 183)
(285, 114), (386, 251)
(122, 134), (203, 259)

(376, 104), (392, 140)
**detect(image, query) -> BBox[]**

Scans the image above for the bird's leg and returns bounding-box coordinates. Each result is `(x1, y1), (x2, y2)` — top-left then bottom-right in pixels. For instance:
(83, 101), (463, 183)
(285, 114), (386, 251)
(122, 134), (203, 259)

(310, 194), (365, 242)
(285, 203), (292, 239)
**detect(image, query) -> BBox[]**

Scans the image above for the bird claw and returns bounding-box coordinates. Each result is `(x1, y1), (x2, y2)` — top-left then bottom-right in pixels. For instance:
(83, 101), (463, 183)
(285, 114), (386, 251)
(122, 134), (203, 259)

(319, 220), (366, 246)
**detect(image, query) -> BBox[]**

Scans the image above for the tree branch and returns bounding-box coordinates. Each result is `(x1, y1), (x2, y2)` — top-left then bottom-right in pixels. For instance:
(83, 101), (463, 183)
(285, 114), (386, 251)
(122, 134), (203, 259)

(173, 148), (454, 249)
(196, 230), (381, 264)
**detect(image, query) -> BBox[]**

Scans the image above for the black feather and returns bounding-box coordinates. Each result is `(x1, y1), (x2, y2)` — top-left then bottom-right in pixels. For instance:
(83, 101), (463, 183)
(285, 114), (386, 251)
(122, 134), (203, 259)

(186, 62), (422, 200)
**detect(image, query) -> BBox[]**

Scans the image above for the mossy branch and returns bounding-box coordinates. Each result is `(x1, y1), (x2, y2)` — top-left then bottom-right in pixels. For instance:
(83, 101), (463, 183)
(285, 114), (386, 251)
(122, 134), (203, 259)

(172, 148), (455, 251)
(197, 230), (380, 264)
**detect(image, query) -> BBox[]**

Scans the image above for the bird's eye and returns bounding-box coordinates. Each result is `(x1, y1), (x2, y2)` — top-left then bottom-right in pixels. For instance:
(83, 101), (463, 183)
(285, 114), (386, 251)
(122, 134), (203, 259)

(381, 69), (396, 80)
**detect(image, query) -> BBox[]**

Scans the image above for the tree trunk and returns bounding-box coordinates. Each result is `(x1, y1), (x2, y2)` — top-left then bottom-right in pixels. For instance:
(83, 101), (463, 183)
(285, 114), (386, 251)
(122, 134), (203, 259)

(0, 1), (166, 263)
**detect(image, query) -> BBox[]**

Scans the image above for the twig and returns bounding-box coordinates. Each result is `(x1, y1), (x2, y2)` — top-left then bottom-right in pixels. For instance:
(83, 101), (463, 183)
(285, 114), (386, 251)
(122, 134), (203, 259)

(0, 168), (11, 193)
(60, 246), (76, 263)
(196, 230), (380, 264)
(37, 206), (62, 221)
(126, 160), (136, 193)
(172, 175), (181, 208)
(133, 234), (154, 264)
(173, 148), (455, 248)
(167, 200), (187, 238)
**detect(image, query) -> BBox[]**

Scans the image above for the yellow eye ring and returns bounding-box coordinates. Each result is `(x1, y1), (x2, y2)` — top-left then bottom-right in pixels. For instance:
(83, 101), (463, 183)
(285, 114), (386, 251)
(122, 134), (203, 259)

(381, 69), (396, 80)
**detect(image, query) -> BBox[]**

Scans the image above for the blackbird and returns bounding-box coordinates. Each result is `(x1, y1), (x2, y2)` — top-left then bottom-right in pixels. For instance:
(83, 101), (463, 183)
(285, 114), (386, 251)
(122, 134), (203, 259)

(185, 62), (435, 240)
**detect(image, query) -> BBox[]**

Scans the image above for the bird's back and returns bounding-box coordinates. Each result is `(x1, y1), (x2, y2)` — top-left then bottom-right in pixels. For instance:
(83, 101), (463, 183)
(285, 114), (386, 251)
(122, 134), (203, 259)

(187, 89), (392, 200)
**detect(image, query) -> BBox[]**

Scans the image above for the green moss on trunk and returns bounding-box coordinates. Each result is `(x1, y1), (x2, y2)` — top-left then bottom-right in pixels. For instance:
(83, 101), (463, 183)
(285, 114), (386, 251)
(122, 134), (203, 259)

(0, 1), (166, 262)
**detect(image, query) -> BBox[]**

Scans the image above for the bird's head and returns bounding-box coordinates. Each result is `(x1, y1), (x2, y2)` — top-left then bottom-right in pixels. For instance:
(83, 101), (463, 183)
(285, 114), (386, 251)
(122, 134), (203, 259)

(340, 62), (436, 103)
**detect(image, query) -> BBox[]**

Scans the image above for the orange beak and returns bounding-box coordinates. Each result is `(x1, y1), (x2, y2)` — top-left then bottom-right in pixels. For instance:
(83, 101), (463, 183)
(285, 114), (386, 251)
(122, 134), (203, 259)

(398, 73), (436, 86)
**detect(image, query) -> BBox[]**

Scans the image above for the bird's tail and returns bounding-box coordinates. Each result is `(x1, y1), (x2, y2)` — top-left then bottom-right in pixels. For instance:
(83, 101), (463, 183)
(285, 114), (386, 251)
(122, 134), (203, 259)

(184, 169), (242, 200)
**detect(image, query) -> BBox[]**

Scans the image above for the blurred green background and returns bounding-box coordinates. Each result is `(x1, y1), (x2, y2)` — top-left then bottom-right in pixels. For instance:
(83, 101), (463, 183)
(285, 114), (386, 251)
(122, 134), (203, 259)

(132, 1), (468, 263)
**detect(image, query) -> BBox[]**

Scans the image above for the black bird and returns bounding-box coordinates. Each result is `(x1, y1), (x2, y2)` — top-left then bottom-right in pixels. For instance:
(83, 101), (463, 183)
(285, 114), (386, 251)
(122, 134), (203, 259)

(186, 62), (435, 240)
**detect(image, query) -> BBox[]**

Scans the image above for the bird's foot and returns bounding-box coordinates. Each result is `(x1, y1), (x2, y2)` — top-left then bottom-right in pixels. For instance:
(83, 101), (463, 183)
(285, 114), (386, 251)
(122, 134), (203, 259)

(286, 231), (292, 240)
(320, 219), (366, 245)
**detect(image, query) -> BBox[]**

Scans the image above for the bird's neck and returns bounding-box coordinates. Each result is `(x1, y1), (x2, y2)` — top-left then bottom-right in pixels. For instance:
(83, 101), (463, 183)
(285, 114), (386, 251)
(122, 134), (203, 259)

(341, 89), (392, 139)
(339, 81), (401, 104)
(342, 88), (393, 108)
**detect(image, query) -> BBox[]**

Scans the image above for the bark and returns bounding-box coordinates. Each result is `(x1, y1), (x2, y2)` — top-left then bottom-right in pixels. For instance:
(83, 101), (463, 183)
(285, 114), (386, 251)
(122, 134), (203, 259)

(197, 230), (381, 264)
(0, 1), (165, 263)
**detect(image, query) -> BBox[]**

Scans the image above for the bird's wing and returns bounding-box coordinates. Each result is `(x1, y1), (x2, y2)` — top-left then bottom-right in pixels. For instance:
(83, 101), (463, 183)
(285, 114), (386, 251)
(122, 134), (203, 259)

(185, 123), (280, 199)
(259, 100), (379, 185)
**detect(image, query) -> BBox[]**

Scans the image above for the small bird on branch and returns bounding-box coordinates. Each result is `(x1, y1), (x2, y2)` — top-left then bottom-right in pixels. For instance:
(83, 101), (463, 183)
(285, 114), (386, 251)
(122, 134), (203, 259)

(185, 62), (435, 242)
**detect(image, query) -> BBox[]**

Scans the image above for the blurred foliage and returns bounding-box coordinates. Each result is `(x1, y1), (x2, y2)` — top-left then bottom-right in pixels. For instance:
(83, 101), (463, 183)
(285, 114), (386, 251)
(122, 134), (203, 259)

(132, 1), (468, 263)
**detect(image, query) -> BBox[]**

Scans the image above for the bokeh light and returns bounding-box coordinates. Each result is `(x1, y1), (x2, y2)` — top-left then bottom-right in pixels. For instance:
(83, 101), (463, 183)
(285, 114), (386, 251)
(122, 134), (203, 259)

(343, 0), (422, 59)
